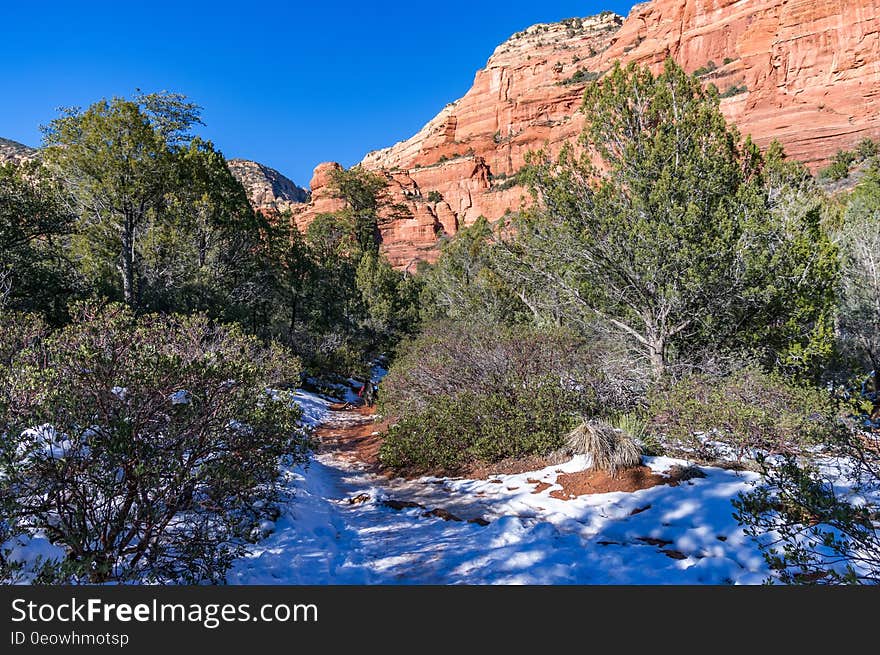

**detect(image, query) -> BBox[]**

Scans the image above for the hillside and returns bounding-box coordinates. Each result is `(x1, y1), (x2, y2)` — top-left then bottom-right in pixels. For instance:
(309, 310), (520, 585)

(0, 137), (38, 164)
(227, 158), (309, 213)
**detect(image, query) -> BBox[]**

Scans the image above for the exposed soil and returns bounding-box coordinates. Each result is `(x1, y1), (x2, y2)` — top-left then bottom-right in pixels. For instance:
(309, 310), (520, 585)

(315, 403), (386, 471)
(466, 451), (572, 480)
(316, 402), (693, 508)
(549, 465), (686, 499)
(527, 478), (553, 494)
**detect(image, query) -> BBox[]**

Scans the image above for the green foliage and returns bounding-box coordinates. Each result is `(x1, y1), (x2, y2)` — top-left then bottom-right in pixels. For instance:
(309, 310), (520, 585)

(818, 145), (875, 182)
(647, 367), (840, 461)
(42, 93), (261, 318)
(856, 138), (878, 161)
(693, 60), (717, 76)
(490, 168), (527, 192)
(723, 57), (736, 65)
(837, 165), (880, 410)
(507, 60), (837, 379)
(0, 303), (307, 583)
(0, 162), (78, 324)
(256, 202), (422, 377)
(819, 160), (851, 182)
(559, 68), (600, 86)
(719, 84), (748, 98)
(426, 190), (443, 203)
(420, 217), (529, 325)
(734, 426), (880, 584)
(380, 386), (578, 473)
(327, 166), (388, 253)
(356, 251), (422, 341)
(378, 320), (642, 473)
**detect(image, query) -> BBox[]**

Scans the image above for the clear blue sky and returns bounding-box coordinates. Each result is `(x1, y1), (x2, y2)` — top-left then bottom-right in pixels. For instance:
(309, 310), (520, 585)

(1, 1), (636, 186)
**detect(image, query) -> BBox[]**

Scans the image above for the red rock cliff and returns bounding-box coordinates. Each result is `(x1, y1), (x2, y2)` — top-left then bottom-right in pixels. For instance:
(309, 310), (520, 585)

(294, 0), (880, 268)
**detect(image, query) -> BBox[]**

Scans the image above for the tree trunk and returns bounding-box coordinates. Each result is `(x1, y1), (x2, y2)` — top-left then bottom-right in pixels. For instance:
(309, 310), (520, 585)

(121, 213), (135, 307)
(872, 358), (880, 420)
(647, 331), (667, 380)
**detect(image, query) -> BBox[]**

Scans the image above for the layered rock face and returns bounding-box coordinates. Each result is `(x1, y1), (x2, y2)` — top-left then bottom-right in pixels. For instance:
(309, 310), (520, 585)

(227, 158), (309, 213)
(293, 0), (880, 268)
(595, 0), (880, 168)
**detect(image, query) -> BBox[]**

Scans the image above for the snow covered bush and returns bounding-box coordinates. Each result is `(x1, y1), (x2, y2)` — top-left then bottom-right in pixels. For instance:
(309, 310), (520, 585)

(647, 367), (840, 461)
(733, 424), (880, 584)
(0, 303), (308, 583)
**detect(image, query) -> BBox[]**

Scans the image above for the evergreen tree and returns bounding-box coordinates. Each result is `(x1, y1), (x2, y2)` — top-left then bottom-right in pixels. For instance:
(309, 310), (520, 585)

(42, 93), (199, 308)
(508, 60), (837, 378)
(0, 161), (77, 323)
(838, 165), (880, 409)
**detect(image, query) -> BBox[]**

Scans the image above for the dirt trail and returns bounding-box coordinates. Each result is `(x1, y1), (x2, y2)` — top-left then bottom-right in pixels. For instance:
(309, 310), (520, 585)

(229, 395), (769, 584)
(313, 404), (496, 523)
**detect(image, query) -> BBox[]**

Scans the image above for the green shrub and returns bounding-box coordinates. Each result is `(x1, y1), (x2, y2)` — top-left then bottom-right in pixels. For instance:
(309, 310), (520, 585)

(719, 84), (748, 98)
(693, 61), (717, 77)
(734, 424), (880, 584)
(723, 57), (736, 65)
(0, 303), (308, 583)
(560, 68), (600, 86)
(378, 321), (643, 473)
(426, 190), (443, 203)
(648, 367), (840, 461)
(856, 138), (878, 161)
(379, 385), (578, 473)
(819, 159), (851, 182)
(381, 321), (633, 419)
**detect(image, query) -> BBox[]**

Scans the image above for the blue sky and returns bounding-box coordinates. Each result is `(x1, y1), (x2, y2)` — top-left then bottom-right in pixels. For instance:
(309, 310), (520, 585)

(1, 1), (636, 186)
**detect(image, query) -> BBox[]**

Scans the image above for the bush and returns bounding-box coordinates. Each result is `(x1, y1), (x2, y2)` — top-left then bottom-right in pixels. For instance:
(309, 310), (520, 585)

(693, 61), (717, 76)
(560, 68), (600, 86)
(647, 367), (840, 461)
(734, 425), (880, 584)
(819, 159), (851, 182)
(377, 321), (636, 473)
(426, 190), (443, 203)
(856, 138), (878, 161)
(0, 303), (308, 583)
(380, 386), (578, 473)
(719, 84), (748, 98)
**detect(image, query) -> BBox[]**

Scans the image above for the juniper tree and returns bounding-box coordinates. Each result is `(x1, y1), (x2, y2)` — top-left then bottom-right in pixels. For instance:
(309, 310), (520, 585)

(505, 60), (837, 378)
(0, 162), (77, 322)
(838, 165), (880, 410)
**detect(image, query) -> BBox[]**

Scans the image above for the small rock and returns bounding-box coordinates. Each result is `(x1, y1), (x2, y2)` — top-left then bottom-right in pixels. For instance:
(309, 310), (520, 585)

(348, 493), (370, 505)
(468, 517), (490, 526)
(423, 508), (462, 522)
(382, 499), (424, 511)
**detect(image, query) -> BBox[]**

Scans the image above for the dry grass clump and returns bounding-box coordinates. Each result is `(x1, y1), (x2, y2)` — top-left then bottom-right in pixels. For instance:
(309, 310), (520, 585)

(566, 419), (642, 477)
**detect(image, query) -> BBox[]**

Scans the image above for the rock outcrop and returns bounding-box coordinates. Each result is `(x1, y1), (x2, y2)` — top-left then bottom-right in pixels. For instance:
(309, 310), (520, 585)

(293, 0), (880, 268)
(0, 137), (38, 165)
(227, 158), (308, 213)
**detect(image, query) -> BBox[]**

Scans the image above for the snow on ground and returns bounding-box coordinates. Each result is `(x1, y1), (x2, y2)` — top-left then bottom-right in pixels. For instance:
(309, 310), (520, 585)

(291, 390), (333, 428)
(230, 402), (774, 585)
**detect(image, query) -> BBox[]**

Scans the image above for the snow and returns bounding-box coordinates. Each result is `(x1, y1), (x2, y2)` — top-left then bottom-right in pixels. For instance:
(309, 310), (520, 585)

(169, 390), (191, 405)
(290, 390), (332, 428)
(230, 402), (775, 585)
